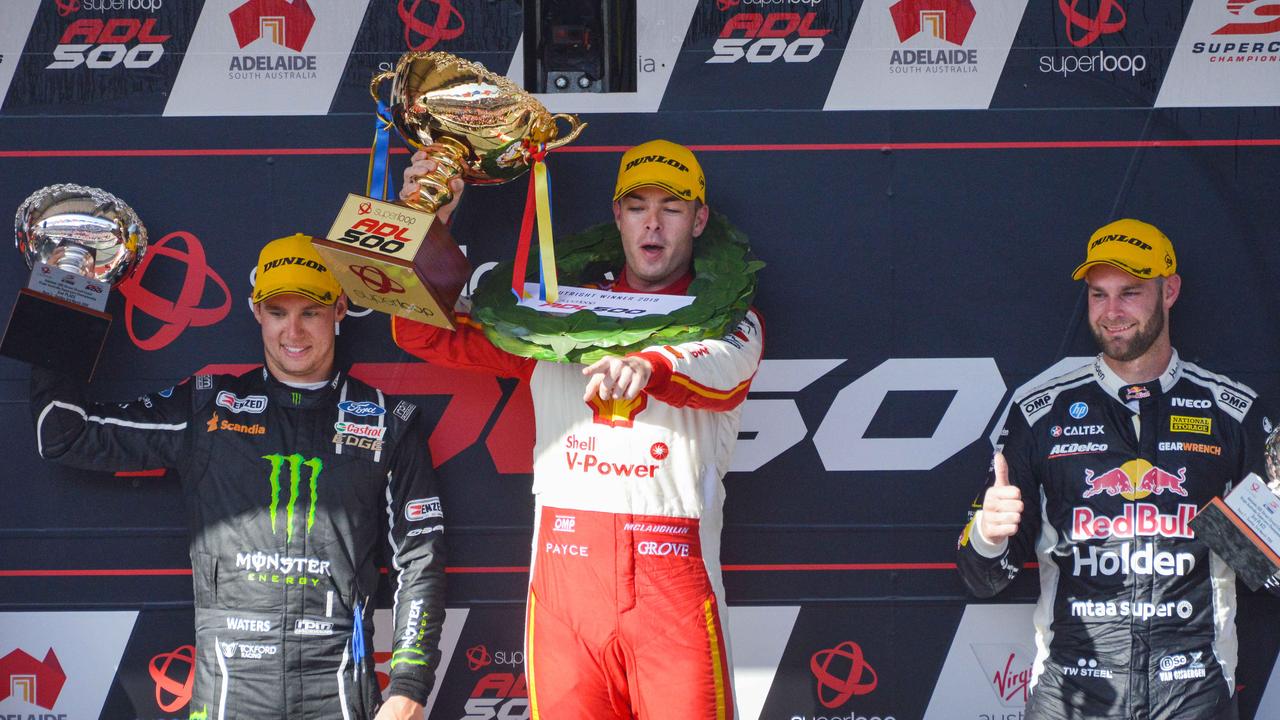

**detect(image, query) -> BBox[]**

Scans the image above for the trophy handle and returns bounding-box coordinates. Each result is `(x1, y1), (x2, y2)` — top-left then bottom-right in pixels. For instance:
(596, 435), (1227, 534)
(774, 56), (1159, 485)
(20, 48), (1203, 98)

(544, 114), (588, 151)
(369, 70), (395, 103)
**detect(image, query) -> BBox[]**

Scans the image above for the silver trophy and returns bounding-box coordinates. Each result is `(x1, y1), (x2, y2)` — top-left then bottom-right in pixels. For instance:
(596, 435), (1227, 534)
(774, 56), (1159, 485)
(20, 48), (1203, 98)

(1, 184), (148, 380)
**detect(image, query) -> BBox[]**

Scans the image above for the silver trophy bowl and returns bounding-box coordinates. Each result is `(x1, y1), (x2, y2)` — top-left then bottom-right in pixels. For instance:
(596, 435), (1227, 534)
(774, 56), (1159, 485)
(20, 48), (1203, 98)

(16, 183), (147, 285)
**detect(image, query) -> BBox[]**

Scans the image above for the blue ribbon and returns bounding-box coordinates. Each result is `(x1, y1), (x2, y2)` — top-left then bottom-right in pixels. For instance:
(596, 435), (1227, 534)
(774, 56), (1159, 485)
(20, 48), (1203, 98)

(367, 101), (395, 201)
(353, 599), (366, 664)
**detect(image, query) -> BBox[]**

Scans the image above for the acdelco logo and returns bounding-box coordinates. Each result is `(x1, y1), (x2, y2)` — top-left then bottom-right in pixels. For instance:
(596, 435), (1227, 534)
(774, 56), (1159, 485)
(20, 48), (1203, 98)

(637, 540), (690, 557)
(216, 391), (267, 414)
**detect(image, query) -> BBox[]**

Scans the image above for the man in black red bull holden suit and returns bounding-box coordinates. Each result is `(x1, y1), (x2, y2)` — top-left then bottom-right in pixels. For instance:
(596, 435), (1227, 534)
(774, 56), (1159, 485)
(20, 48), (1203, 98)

(957, 219), (1280, 720)
(30, 233), (445, 720)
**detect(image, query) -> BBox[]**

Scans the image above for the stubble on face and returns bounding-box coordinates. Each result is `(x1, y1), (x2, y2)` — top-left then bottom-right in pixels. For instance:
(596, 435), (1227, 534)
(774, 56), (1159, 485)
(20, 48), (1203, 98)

(1089, 277), (1166, 362)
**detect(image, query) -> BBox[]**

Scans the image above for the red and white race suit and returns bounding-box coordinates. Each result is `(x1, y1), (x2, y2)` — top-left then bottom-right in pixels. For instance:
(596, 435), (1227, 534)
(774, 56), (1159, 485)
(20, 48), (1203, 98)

(393, 274), (763, 720)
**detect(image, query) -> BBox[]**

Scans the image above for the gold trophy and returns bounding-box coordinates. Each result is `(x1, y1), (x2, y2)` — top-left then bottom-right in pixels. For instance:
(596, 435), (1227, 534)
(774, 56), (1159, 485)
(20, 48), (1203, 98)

(314, 51), (585, 329)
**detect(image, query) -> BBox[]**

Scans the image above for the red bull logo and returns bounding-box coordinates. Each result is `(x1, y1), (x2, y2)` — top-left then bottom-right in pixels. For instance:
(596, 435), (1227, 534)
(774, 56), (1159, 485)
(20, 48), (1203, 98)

(1082, 460), (1187, 500)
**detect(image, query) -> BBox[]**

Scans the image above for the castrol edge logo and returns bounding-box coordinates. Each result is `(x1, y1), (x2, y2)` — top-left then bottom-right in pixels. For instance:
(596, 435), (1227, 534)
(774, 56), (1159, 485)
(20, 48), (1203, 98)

(326, 194), (429, 260)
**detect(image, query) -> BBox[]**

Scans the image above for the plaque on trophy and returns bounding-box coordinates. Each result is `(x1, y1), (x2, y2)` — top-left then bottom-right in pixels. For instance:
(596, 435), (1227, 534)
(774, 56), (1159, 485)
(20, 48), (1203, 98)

(1190, 433), (1280, 591)
(0, 185), (147, 382)
(313, 51), (585, 329)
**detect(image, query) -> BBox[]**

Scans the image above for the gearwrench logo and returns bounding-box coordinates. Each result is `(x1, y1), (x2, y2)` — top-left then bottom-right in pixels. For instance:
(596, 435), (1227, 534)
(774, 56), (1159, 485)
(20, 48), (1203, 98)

(263, 453), (322, 540)
(399, 0), (464, 51)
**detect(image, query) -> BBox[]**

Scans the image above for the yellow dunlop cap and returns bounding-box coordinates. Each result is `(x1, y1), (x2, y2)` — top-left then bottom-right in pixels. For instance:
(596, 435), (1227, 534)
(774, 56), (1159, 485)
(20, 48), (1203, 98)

(613, 139), (706, 204)
(251, 233), (342, 306)
(1071, 218), (1177, 281)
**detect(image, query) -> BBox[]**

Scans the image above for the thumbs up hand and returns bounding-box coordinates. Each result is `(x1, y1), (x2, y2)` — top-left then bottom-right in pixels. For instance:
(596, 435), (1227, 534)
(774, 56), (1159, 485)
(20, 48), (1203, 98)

(979, 452), (1023, 542)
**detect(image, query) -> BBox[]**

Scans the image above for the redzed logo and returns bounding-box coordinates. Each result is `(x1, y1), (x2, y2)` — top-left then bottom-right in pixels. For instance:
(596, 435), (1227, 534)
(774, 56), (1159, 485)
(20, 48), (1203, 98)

(1059, 0), (1127, 47)
(889, 0), (976, 45)
(149, 645), (195, 713)
(399, 0), (465, 51)
(810, 641), (878, 709)
(1214, 0), (1280, 36)
(0, 648), (66, 710)
(229, 0), (315, 52)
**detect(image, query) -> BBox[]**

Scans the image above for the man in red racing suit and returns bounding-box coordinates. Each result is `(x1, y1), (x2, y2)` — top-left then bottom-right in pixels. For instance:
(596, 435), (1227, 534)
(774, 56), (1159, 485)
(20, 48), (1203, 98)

(957, 219), (1280, 720)
(393, 139), (762, 719)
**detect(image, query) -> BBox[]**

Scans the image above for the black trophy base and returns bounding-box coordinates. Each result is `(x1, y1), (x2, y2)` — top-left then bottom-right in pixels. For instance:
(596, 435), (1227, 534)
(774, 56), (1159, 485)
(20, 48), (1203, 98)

(1191, 497), (1280, 592)
(0, 288), (111, 382)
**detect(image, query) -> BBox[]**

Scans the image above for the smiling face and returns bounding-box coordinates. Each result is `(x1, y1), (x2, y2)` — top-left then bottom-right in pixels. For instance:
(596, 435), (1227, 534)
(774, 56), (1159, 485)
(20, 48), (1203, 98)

(252, 293), (347, 383)
(1086, 264), (1178, 363)
(612, 186), (709, 291)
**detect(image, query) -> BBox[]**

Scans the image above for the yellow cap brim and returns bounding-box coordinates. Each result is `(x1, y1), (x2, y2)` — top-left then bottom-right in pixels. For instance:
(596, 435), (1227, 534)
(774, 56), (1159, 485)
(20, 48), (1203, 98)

(1072, 259), (1157, 281)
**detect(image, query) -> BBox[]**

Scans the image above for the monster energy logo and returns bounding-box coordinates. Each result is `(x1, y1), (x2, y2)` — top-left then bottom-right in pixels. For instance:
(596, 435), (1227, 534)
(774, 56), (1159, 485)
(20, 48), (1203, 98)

(190, 708), (208, 720)
(263, 454), (322, 540)
(291, 391), (302, 405)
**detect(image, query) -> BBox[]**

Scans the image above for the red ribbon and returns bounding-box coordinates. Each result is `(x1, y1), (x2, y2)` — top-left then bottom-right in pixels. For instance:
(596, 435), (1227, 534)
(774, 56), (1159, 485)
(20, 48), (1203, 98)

(512, 143), (549, 299)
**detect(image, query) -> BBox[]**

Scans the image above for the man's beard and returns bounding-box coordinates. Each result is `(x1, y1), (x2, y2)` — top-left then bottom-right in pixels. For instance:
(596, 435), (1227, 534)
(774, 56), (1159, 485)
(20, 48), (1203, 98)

(1092, 303), (1165, 362)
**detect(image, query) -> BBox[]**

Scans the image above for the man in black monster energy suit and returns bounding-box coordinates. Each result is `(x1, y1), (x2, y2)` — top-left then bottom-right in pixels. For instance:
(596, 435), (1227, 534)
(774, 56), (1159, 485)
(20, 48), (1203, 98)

(957, 219), (1280, 720)
(29, 234), (445, 720)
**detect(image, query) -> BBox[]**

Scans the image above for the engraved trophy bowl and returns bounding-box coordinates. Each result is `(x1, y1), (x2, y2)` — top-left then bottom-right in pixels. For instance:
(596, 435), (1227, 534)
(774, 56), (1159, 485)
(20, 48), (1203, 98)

(1, 184), (148, 380)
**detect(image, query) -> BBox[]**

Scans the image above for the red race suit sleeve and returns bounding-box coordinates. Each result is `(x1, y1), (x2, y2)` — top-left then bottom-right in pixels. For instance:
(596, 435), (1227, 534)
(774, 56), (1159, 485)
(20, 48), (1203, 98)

(633, 308), (764, 411)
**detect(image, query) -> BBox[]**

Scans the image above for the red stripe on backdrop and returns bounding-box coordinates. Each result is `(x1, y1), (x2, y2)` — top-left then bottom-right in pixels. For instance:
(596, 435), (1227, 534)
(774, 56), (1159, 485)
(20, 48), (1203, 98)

(0, 562), (1037, 577)
(1, 139), (1278, 159)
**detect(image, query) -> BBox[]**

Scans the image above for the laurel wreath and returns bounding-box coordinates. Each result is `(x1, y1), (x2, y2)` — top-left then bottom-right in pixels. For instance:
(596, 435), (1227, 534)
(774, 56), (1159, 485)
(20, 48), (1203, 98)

(470, 212), (763, 363)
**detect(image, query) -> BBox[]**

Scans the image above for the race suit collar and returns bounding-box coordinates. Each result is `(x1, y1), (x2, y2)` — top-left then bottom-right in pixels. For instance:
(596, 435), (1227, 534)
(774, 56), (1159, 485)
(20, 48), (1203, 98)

(261, 365), (347, 408)
(1092, 349), (1181, 402)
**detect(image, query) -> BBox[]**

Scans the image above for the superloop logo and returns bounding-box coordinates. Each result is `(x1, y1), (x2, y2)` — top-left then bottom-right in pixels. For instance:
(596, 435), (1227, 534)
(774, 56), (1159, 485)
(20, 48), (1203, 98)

(399, 0), (465, 51)
(117, 231), (232, 351)
(810, 640), (878, 709)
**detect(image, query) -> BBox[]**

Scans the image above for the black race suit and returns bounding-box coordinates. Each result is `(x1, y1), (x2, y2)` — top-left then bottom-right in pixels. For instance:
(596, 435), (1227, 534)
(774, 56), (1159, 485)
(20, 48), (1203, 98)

(31, 365), (445, 720)
(957, 352), (1277, 720)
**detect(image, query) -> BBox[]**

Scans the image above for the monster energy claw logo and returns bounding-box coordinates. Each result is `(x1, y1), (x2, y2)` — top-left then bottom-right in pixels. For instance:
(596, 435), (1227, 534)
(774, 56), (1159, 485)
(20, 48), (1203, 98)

(263, 454), (322, 540)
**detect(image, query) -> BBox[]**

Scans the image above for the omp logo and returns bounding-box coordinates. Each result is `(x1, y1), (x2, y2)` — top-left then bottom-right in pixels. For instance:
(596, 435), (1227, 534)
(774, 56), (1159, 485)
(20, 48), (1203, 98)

(1060, 0), (1127, 47)
(587, 392), (648, 428)
(553, 515), (575, 532)
(118, 231), (232, 351)
(0, 648), (66, 710)
(148, 645), (195, 713)
(1214, 0), (1280, 35)
(351, 265), (405, 295)
(889, 0), (976, 45)
(399, 0), (464, 51)
(230, 0), (315, 51)
(263, 453), (322, 540)
(810, 641), (878, 709)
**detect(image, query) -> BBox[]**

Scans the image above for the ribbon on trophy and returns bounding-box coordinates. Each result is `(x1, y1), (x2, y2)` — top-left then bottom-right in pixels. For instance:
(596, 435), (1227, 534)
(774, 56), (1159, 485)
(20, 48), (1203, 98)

(511, 140), (560, 303)
(365, 100), (397, 201)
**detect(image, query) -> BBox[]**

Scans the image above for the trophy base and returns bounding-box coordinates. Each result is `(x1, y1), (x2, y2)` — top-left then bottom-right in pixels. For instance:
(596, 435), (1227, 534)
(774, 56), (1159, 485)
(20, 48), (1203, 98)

(319, 195), (472, 330)
(0, 288), (111, 382)
(1191, 497), (1280, 592)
